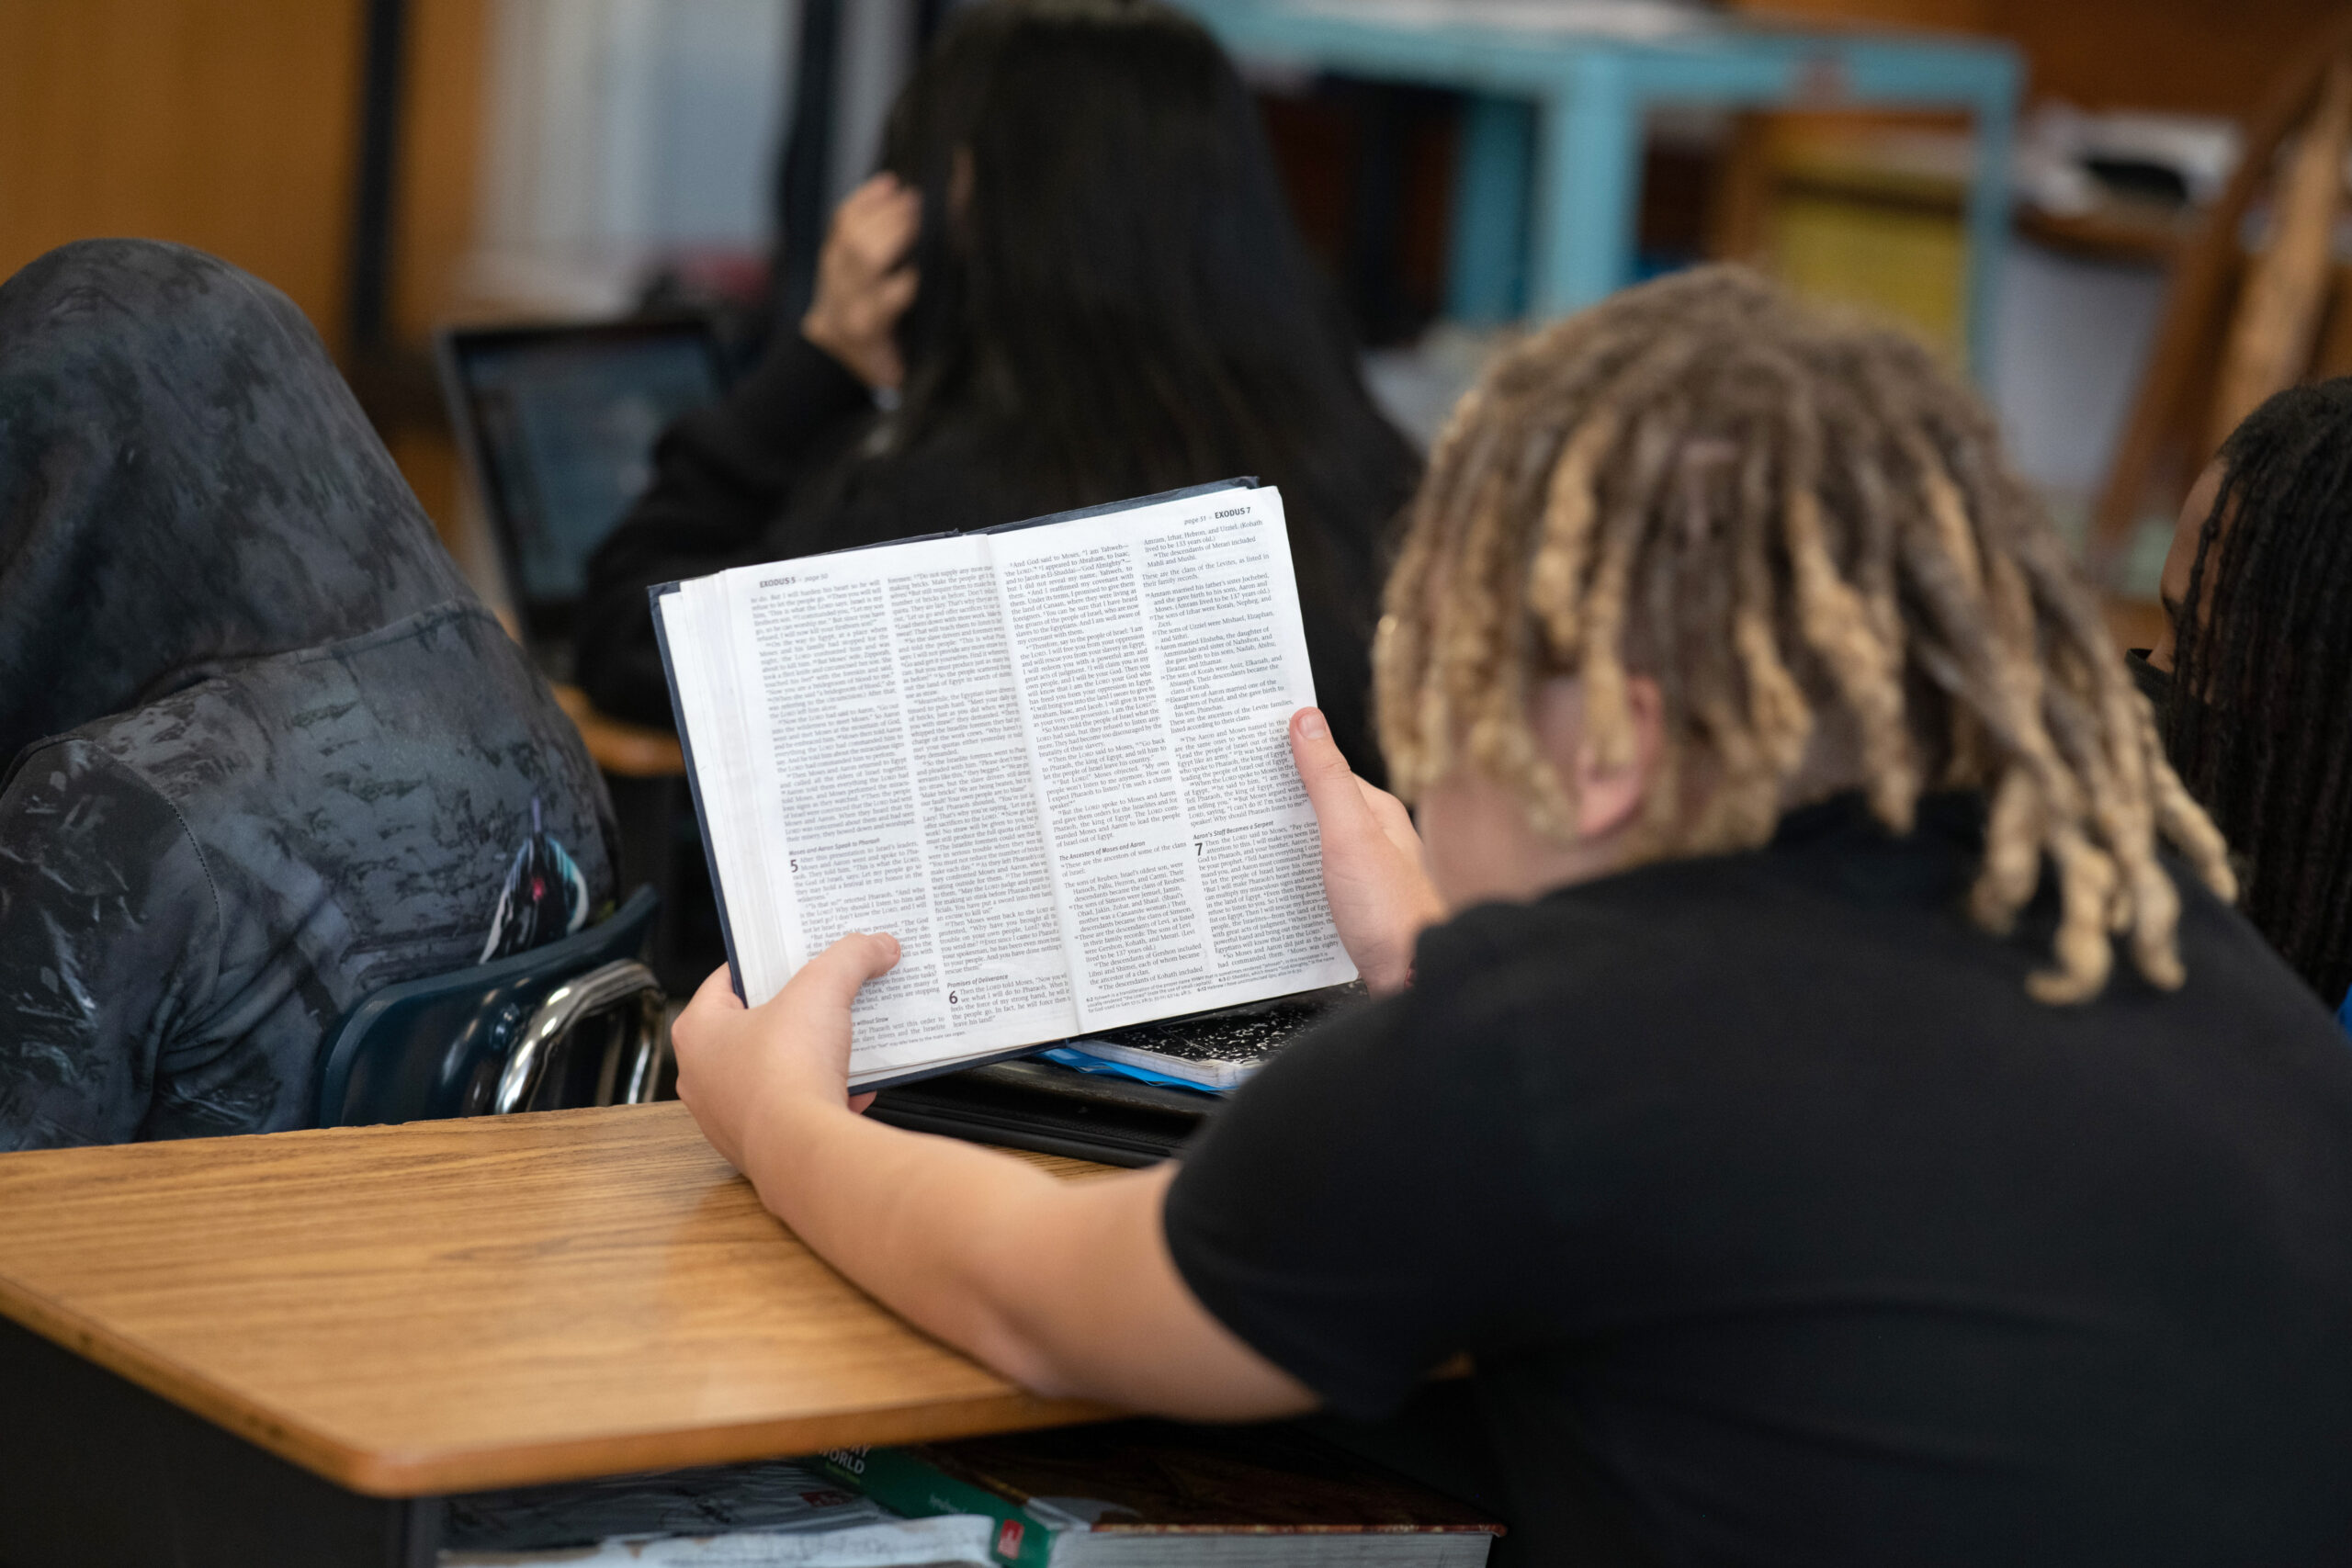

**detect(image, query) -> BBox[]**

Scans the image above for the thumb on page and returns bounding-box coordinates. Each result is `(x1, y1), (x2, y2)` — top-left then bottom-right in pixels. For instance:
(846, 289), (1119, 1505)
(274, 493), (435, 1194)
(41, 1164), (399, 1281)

(1290, 708), (1374, 840)
(789, 931), (903, 1014)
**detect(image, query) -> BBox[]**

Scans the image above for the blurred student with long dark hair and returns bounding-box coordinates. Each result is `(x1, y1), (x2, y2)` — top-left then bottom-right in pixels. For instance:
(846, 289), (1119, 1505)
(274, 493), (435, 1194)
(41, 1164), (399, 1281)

(575, 0), (1419, 781)
(2138, 378), (2352, 1015)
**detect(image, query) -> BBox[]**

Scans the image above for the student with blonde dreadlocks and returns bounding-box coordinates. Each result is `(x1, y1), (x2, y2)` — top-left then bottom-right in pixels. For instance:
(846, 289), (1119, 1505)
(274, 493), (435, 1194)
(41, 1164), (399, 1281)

(667, 269), (2352, 1568)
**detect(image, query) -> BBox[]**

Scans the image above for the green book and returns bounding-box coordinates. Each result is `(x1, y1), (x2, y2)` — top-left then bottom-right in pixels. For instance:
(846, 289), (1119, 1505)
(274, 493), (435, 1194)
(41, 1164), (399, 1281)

(816, 1419), (1502, 1566)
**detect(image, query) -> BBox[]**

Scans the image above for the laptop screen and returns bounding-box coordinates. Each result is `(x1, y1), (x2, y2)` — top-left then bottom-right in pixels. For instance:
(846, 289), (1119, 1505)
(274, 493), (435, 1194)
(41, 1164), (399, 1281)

(443, 319), (727, 622)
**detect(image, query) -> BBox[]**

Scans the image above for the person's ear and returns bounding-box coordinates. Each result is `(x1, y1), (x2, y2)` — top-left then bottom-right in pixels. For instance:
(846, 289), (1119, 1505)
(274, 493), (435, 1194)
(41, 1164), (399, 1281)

(1577, 676), (1665, 840)
(2149, 458), (2225, 675)
(1531, 674), (1667, 841)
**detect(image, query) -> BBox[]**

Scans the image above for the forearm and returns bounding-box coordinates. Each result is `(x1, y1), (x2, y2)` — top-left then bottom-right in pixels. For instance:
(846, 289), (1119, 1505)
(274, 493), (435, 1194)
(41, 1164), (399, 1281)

(738, 1098), (1115, 1390)
(732, 1099), (1308, 1418)
(674, 939), (1314, 1421)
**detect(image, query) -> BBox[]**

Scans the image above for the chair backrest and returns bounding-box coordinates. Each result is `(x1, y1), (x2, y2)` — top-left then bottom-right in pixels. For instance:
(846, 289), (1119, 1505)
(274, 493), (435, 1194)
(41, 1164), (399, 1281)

(2090, 15), (2352, 574)
(315, 886), (665, 1128)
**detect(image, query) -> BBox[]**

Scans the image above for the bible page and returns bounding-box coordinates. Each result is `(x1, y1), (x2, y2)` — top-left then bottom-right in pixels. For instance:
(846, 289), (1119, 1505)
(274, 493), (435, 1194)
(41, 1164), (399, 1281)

(707, 536), (1077, 1085)
(658, 574), (793, 1004)
(987, 487), (1356, 1033)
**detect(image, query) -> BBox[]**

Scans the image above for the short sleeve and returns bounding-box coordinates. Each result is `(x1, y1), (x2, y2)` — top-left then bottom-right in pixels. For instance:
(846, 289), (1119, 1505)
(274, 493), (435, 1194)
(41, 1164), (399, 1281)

(1162, 957), (1551, 1419)
(0, 741), (218, 1149)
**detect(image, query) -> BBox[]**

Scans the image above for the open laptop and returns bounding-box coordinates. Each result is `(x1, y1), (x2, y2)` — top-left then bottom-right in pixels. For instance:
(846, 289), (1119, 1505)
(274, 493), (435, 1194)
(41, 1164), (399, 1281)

(439, 317), (729, 675)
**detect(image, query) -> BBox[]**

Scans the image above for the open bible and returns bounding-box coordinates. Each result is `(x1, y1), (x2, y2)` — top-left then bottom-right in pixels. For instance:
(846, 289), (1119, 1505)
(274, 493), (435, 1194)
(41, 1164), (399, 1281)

(652, 480), (1357, 1090)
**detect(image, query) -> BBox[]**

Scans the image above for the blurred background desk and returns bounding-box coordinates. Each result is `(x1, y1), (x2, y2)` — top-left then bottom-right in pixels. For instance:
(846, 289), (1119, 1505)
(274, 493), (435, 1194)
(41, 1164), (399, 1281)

(0, 1102), (1114, 1567)
(1180, 0), (2021, 373)
(549, 683), (703, 993)
(552, 682), (684, 781)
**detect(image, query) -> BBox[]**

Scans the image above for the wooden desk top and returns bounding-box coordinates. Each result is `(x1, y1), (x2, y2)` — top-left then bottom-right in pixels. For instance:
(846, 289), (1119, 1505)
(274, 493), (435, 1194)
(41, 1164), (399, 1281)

(552, 682), (685, 779)
(0, 1102), (1115, 1497)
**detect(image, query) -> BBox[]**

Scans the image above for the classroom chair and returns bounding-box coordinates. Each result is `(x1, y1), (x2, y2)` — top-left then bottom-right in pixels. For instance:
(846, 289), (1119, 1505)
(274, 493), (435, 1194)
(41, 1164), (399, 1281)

(2089, 9), (2352, 577)
(314, 886), (670, 1128)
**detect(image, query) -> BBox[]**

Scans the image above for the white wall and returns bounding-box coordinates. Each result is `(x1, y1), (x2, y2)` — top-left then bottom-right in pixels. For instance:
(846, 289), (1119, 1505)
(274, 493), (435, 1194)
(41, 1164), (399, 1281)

(830, 0), (922, 207)
(1988, 238), (2171, 586)
(468, 0), (795, 316)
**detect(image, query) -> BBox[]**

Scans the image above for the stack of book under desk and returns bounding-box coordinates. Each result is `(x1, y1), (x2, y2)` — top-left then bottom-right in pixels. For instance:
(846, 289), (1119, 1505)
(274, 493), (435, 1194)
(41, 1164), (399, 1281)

(441, 1418), (1503, 1566)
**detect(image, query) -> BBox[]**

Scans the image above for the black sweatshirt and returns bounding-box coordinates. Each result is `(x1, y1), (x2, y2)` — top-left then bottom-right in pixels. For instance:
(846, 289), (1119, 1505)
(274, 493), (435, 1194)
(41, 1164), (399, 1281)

(573, 333), (1398, 782)
(575, 334), (875, 728)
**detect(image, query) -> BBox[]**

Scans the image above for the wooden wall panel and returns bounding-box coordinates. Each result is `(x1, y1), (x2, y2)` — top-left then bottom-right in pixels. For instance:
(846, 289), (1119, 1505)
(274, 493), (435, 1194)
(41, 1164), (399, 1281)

(1745, 0), (1989, 29)
(1742, 0), (2346, 117)
(384, 0), (493, 556)
(395, 0), (492, 344)
(0, 0), (365, 344)
(1979, 0), (2347, 118)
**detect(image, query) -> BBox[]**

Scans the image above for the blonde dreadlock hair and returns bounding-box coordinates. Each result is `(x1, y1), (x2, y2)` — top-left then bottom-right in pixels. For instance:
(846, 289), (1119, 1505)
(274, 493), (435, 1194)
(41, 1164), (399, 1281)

(1376, 267), (2235, 1003)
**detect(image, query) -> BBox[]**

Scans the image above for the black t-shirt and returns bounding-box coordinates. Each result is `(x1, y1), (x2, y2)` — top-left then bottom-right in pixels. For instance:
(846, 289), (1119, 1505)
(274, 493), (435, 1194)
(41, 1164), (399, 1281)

(1165, 795), (2352, 1567)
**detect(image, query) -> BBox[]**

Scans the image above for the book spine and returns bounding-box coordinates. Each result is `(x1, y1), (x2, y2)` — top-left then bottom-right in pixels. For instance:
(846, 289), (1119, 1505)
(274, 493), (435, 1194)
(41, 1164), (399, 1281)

(814, 1446), (1057, 1568)
(646, 581), (748, 1002)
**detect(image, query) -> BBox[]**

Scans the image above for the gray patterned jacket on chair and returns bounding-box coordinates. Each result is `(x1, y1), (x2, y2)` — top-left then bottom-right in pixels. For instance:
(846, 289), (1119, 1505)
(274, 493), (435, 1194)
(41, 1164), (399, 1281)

(0, 239), (616, 1149)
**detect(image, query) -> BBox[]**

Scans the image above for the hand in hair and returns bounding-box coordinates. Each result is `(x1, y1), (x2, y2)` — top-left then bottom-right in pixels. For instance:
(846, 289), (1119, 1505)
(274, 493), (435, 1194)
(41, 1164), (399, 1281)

(1289, 706), (1444, 994)
(801, 174), (922, 390)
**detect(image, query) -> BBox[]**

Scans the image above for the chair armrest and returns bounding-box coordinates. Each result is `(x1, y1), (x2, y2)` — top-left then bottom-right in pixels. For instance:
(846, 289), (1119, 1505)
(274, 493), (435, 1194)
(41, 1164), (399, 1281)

(494, 960), (666, 1115)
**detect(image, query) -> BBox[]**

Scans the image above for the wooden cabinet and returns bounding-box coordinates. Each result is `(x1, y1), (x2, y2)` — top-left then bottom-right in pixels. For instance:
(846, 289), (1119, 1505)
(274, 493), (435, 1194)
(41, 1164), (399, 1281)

(1740, 0), (2346, 117)
(0, 0), (489, 355)
(0, 0), (368, 340)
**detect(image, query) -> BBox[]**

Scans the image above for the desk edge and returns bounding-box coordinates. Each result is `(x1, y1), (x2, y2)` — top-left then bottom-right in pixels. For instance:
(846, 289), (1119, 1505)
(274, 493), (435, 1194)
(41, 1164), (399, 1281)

(343, 1393), (1125, 1497)
(0, 1275), (1116, 1497)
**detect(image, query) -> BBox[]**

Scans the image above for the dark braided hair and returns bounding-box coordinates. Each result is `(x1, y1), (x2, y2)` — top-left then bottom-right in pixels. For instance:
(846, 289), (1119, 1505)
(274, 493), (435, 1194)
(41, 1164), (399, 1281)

(2169, 377), (2352, 1004)
(1381, 266), (2234, 1002)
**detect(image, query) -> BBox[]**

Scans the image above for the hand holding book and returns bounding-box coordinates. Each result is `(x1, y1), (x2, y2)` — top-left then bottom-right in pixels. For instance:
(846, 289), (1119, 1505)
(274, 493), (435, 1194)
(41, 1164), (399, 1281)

(674, 709), (1447, 1148)
(661, 488), (1396, 1432)
(1282, 706), (1445, 995)
(673, 937), (894, 1173)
